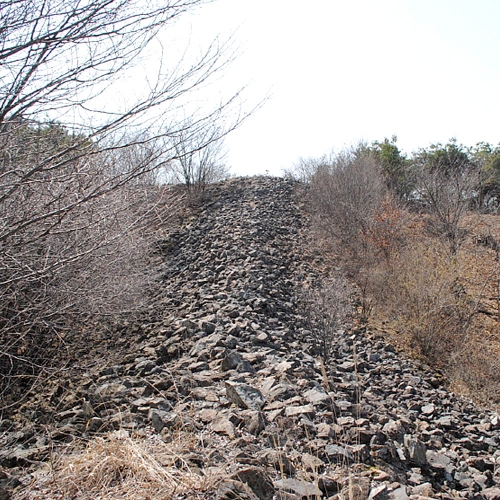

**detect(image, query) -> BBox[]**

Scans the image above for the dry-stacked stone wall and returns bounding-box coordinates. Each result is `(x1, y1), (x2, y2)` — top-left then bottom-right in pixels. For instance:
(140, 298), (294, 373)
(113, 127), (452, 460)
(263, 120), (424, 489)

(2, 176), (500, 500)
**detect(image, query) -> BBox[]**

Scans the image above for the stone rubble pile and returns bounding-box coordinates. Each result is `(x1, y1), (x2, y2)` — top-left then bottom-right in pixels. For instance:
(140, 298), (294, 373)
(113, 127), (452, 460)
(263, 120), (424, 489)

(2, 176), (500, 500)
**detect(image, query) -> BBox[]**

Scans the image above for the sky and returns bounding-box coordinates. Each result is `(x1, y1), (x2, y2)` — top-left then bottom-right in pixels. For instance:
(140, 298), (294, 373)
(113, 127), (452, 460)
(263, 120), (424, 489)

(168, 0), (500, 176)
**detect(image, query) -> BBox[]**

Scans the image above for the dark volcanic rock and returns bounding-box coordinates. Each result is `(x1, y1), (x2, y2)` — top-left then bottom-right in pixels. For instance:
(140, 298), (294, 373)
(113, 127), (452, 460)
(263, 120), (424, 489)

(6, 177), (500, 500)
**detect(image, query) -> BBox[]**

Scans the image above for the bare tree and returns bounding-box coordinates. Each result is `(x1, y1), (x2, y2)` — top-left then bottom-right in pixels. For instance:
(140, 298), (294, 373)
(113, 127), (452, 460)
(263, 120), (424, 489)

(410, 142), (477, 253)
(0, 0), (246, 408)
(283, 154), (331, 183)
(170, 121), (230, 189)
(310, 145), (388, 262)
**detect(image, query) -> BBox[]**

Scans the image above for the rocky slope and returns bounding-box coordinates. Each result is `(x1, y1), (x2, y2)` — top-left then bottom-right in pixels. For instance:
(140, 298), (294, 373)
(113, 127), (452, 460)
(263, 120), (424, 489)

(2, 176), (500, 500)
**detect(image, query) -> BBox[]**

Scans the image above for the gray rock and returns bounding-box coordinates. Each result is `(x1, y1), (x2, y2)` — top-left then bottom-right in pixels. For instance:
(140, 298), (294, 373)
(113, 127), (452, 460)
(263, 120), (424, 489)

(85, 417), (103, 433)
(216, 479), (260, 500)
(244, 411), (266, 436)
(261, 449), (295, 476)
(149, 410), (181, 432)
(285, 404), (315, 417)
(421, 404), (435, 416)
(274, 478), (323, 499)
(229, 467), (275, 500)
(382, 420), (405, 441)
(225, 381), (266, 410)
(409, 483), (433, 497)
(135, 359), (157, 375)
(211, 414), (236, 439)
(389, 486), (409, 500)
(324, 444), (354, 463)
(304, 387), (331, 406)
(426, 450), (451, 470)
(94, 382), (127, 397)
(221, 351), (255, 373)
(368, 484), (388, 500)
(404, 435), (427, 466)
(301, 453), (324, 472)
(201, 320), (217, 334)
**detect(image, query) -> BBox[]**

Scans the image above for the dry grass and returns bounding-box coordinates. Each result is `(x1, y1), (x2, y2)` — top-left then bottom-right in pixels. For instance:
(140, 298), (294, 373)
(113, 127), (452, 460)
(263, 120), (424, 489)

(309, 169), (500, 406)
(371, 212), (500, 405)
(13, 430), (217, 500)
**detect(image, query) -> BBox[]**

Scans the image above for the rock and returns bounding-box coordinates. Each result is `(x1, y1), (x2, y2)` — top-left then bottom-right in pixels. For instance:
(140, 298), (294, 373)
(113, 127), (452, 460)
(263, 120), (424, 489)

(421, 404), (435, 416)
(302, 453), (324, 472)
(266, 383), (296, 402)
(404, 435), (427, 466)
(382, 420), (405, 441)
(340, 476), (370, 500)
(211, 414), (236, 439)
(81, 400), (95, 419)
(483, 487), (500, 500)
(94, 382), (127, 397)
(149, 410), (181, 432)
(261, 449), (295, 475)
(226, 381), (266, 410)
(0, 471), (22, 500)
(304, 387), (331, 406)
(217, 479), (260, 500)
(0, 446), (50, 467)
(274, 478), (323, 499)
(229, 467), (275, 500)
(285, 404), (315, 417)
(318, 475), (341, 496)
(316, 422), (335, 439)
(426, 450), (451, 470)
(85, 417), (103, 433)
(368, 484), (388, 500)
(244, 411), (266, 436)
(135, 359), (156, 375)
(221, 351), (255, 373)
(201, 320), (217, 334)
(324, 444), (354, 463)
(389, 486), (409, 500)
(410, 483), (434, 498)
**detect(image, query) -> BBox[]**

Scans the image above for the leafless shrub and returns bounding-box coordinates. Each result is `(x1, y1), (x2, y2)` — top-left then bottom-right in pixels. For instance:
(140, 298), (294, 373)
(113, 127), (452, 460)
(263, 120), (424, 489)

(0, 154), (184, 410)
(379, 241), (474, 365)
(308, 142), (500, 404)
(0, 125), (186, 409)
(309, 146), (388, 267)
(0, 0), (249, 409)
(300, 277), (352, 362)
(410, 145), (477, 254)
(169, 121), (231, 191)
(283, 154), (331, 183)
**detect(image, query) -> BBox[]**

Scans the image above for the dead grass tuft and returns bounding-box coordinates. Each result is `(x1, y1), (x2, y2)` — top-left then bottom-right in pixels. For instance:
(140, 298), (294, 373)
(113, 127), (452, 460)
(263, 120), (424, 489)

(14, 431), (216, 500)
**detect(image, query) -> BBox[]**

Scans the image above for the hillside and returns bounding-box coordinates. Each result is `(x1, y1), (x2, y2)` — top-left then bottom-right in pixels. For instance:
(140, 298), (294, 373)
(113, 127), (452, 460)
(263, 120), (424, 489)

(2, 176), (500, 500)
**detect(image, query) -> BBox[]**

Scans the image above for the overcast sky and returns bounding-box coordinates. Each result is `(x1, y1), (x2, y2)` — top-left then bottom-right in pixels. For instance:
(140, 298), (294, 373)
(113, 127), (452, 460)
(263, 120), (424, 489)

(177, 0), (500, 176)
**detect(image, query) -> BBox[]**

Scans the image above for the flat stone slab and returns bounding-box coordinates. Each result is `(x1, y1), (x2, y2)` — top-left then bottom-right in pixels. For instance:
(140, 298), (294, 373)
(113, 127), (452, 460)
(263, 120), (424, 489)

(274, 478), (323, 499)
(285, 404), (315, 417)
(225, 381), (266, 410)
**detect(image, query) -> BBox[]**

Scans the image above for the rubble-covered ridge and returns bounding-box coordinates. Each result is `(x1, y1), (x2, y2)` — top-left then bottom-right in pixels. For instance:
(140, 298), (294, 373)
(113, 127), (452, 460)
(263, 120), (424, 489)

(2, 176), (500, 500)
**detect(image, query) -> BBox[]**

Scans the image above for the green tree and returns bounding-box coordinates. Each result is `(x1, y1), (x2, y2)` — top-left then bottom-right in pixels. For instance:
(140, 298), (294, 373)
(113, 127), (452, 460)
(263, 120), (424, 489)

(370, 136), (411, 199)
(470, 142), (500, 211)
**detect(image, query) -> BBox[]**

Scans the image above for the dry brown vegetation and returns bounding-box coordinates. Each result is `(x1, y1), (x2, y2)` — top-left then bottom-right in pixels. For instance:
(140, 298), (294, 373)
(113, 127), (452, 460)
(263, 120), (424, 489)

(306, 144), (500, 407)
(0, 0), (243, 415)
(12, 430), (216, 500)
